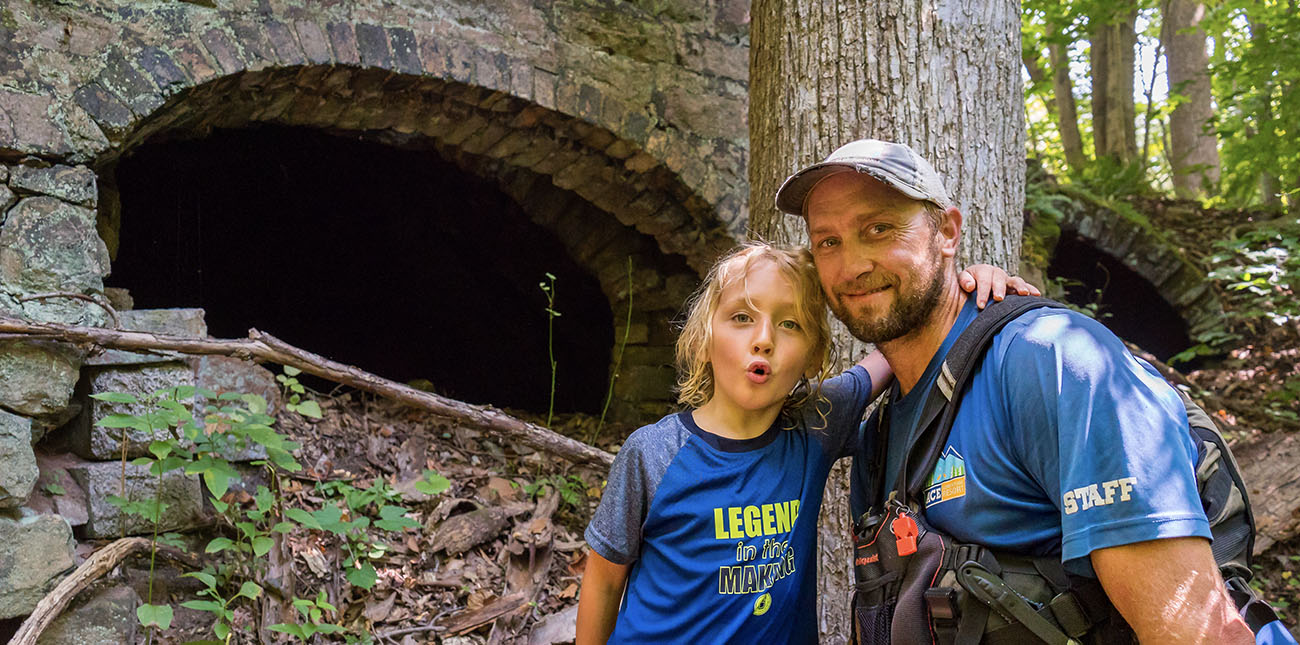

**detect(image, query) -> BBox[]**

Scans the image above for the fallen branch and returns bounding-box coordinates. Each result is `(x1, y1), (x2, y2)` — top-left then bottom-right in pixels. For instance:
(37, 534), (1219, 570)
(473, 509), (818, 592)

(10, 537), (153, 645)
(0, 316), (614, 468)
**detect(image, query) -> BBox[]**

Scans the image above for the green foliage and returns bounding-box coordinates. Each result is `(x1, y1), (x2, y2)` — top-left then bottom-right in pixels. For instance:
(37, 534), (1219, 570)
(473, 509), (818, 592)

(1022, 0), (1299, 208)
(523, 474), (588, 510)
(413, 469), (451, 496)
(1207, 221), (1300, 324)
(307, 477), (421, 590)
(277, 366), (323, 418)
(539, 272), (561, 427)
(94, 371), (445, 641)
(270, 591), (346, 639)
(1203, 1), (1300, 208)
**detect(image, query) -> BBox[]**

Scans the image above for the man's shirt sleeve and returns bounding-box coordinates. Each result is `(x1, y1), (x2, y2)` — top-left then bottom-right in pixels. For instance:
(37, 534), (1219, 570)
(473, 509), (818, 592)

(995, 310), (1211, 565)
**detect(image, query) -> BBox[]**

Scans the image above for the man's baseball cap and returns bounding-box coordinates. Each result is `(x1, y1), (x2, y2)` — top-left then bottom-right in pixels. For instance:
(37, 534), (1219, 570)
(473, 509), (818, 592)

(774, 139), (952, 216)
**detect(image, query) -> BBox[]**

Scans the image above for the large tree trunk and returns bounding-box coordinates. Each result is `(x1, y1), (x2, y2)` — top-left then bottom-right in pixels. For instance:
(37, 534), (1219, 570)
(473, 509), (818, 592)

(1024, 24), (1087, 174)
(749, 2), (1023, 640)
(1162, 0), (1220, 198)
(1049, 38), (1089, 174)
(1090, 6), (1139, 164)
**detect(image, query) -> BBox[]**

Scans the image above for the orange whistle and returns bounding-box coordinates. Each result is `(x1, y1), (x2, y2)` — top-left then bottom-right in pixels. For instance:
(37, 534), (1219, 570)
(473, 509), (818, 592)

(891, 513), (919, 556)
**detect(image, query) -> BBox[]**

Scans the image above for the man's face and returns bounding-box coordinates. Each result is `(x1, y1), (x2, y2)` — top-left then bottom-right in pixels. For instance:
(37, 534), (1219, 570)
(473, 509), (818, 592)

(804, 173), (953, 344)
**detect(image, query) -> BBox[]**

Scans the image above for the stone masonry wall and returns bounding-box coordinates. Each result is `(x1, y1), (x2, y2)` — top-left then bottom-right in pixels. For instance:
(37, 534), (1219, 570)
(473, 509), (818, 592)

(0, 0), (753, 620)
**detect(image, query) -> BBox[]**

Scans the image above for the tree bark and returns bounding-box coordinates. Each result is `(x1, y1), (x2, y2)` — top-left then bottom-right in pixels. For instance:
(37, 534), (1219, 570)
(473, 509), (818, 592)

(1090, 5), (1140, 164)
(749, 1), (1023, 640)
(1162, 0), (1220, 198)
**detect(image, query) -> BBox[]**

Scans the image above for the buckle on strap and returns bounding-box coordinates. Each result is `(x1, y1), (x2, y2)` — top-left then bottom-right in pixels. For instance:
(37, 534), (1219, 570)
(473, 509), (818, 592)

(955, 561), (1080, 645)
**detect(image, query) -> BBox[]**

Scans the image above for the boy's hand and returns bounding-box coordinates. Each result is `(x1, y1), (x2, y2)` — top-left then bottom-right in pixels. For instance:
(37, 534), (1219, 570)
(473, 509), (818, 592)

(958, 264), (1041, 309)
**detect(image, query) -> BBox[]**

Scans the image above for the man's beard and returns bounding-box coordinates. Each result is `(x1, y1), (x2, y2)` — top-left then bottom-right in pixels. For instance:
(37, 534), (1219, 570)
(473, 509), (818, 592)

(830, 247), (947, 345)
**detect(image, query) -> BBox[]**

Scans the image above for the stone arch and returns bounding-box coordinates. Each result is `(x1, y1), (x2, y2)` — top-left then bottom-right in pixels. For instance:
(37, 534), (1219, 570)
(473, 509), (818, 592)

(1055, 199), (1225, 341)
(87, 62), (730, 419)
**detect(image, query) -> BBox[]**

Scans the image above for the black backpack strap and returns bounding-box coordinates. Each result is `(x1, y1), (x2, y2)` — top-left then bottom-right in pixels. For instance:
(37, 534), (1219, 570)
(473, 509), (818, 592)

(897, 296), (1067, 502)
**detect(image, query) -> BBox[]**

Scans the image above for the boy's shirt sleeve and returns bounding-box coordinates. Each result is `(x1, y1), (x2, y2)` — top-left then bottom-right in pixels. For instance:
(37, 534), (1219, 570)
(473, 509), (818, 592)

(584, 427), (660, 565)
(996, 311), (1211, 565)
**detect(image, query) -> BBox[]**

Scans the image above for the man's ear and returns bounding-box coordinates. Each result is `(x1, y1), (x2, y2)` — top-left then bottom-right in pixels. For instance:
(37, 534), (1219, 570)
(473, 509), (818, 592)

(939, 206), (962, 259)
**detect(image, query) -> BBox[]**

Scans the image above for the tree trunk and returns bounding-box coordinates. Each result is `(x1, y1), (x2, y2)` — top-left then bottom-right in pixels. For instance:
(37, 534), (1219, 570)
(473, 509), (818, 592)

(1024, 32), (1087, 175)
(1049, 39), (1089, 174)
(1090, 6), (1139, 164)
(1162, 0), (1220, 198)
(749, 1), (1023, 640)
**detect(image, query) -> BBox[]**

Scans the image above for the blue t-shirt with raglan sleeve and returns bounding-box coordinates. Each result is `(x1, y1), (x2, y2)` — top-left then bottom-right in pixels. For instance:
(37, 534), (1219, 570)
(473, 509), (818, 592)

(852, 296), (1209, 575)
(585, 366), (873, 644)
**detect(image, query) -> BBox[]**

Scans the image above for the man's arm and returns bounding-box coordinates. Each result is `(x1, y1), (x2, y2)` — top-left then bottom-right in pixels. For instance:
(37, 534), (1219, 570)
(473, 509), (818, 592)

(1092, 536), (1252, 644)
(576, 549), (630, 645)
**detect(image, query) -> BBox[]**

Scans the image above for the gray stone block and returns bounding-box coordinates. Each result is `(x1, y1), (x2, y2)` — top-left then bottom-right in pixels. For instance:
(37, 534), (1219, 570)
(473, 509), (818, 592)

(0, 196), (110, 294)
(0, 341), (82, 418)
(0, 509), (75, 619)
(86, 308), (206, 366)
(37, 584), (139, 645)
(26, 452), (89, 527)
(69, 460), (206, 538)
(0, 184), (15, 213)
(0, 411), (36, 508)
(68, 363), (196, 460)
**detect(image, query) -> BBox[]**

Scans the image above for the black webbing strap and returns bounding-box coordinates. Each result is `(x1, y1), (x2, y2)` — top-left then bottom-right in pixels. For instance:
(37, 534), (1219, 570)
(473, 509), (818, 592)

(897, 296), (1067, 503)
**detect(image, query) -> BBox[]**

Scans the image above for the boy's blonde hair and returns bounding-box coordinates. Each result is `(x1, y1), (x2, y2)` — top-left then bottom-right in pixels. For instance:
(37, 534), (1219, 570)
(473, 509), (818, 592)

(675, 242), (835, 413)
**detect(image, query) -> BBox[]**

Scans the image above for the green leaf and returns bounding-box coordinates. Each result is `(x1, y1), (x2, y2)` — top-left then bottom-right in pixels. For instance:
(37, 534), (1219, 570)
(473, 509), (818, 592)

(180, 599), (224, 613)
(252, 536), (275, 557)
(91, 392), (139, 404)
(96, 413), (149, 430)
(137, 603), (174, 630)
(283, 365), (302, 377)
(295, 399), (323, 419)
(237, 581), (263, 600)
(284, 507), (322, 530)
(205, 537), (234, 554)
(271, 521), (294, 533)
(375, 505), (420, 531)
(43, 482), (65, 496)
(315, 623), (345, 634)
(269, 624), (309, 638)
(346, 562), (378, 589)
(241, 393), (268, 415)
(183, 570), (218, 589)
(413, 470), (450, 496)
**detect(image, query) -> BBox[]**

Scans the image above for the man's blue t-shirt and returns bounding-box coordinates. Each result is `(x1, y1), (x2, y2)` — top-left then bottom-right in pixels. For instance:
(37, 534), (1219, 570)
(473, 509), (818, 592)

(852, 297), (1210, 573)
(586, 367), (873, 643)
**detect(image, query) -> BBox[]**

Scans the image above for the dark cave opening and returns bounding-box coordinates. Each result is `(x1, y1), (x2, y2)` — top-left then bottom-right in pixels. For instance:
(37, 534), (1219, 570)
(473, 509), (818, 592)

(109, 124), (613, 415)
(1047, 232), (1192, 361)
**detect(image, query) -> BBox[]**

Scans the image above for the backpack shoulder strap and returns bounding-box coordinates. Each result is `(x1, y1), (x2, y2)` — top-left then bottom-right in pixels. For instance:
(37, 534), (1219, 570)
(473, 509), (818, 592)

(897, 296), (1068, 503)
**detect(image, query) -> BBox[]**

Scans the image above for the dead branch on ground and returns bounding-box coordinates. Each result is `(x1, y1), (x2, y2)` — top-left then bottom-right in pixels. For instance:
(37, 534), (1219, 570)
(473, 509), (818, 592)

(9, 537), (200, 645)
(0, 316), (614, 468)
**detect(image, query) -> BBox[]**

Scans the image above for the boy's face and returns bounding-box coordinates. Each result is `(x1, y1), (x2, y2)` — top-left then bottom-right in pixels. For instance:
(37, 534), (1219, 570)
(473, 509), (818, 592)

(705, 258), (816, 419)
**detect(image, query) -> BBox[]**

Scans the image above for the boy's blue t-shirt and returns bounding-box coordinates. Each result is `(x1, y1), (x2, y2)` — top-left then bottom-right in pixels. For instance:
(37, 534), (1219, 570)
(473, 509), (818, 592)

(585, 367), (873, 644)
(852, 297), (1210, 573)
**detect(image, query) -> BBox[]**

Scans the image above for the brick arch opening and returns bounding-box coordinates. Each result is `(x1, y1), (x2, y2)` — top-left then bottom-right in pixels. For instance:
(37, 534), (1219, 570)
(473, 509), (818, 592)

(94, 68), (723, 421)
(1054, 203), (1225, 358)
(1048, 232), (1192, 360)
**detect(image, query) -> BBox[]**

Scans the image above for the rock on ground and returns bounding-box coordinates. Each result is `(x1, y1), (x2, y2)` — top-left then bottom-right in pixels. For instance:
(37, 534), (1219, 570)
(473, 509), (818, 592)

(0, 509), (75, 619)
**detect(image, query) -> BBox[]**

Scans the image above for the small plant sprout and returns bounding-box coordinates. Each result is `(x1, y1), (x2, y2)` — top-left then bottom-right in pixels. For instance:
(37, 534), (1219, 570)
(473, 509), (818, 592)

(539, 272), (561, 427)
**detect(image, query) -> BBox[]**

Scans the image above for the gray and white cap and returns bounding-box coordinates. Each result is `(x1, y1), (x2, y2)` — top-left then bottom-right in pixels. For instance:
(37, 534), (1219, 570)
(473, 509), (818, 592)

(774, 139), (952, 216)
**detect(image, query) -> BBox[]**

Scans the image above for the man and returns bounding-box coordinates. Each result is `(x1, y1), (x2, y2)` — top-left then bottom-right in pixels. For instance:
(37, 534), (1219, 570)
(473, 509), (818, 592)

(774, 139), (1252, 643)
